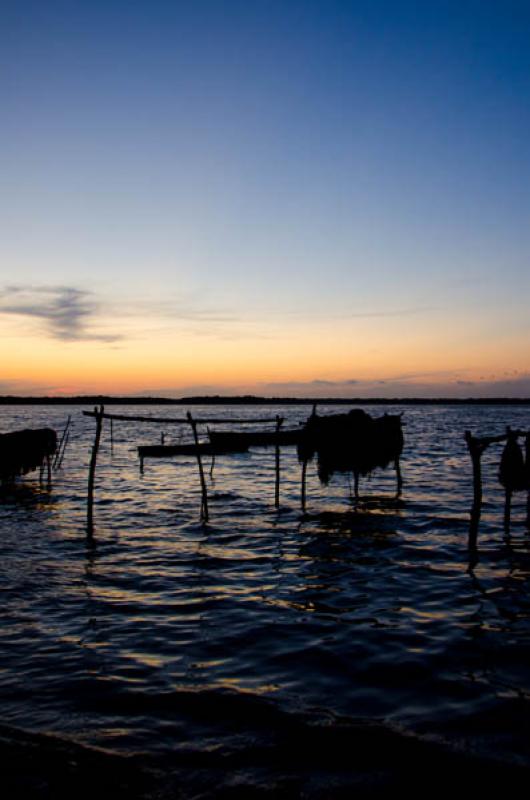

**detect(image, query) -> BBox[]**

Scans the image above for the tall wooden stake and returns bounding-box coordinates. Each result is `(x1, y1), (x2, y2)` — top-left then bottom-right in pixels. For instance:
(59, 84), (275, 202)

(274, 415), (283, 509)
(465, 431), (482, 551)
(526, 433), (530, 528)
(188, 412), (209, 522)
(465, 432), (483, 511)
(87, 405), (104, 538)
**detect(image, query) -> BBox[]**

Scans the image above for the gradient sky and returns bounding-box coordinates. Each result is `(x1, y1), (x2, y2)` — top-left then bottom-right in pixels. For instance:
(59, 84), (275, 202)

(1, 0), (529, 397)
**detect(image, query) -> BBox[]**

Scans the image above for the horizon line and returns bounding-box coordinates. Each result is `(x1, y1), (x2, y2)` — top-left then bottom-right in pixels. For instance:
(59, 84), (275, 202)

(1, 394), (530, 406)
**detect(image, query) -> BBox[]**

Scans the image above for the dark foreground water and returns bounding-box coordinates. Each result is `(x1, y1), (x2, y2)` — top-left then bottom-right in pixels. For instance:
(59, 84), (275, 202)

(1, 404), (530, 796)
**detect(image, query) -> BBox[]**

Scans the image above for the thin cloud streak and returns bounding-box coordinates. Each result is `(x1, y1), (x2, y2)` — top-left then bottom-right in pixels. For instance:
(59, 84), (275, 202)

(0, 285), (121, 342)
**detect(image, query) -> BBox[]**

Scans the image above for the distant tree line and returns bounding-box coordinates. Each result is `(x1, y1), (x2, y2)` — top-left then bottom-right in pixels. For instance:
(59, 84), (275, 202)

(0, 395), (529, 406)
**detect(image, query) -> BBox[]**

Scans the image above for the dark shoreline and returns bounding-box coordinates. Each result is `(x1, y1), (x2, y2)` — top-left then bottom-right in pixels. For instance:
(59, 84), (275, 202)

(3, 716), (530, 800)
(1, 394), (530, 406)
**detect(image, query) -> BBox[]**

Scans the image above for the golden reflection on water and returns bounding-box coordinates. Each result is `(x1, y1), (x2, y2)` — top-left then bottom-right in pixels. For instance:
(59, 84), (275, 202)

(2, 403), (530, 766)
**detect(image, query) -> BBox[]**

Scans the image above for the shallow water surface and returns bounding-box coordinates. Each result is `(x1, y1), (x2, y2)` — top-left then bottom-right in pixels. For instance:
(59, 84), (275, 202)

(1, 404), (530, 779)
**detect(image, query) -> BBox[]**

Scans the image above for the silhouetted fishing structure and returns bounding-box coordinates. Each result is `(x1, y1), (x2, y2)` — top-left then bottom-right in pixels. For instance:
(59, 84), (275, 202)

(83, 406), (289, 533)
(83, 406), (406, 536)
(465, 426), (530, 548)
(297, 408), (404, 509)
(0, 428), (57, 485)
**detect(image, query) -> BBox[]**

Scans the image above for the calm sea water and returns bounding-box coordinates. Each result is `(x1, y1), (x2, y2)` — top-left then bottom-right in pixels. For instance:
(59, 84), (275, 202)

(1, 404), (529, 781)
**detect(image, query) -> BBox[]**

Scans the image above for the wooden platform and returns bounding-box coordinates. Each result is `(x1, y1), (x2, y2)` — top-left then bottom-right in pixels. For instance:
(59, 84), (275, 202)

(138, 444), (216, 459)
(137, 429), (301, 460)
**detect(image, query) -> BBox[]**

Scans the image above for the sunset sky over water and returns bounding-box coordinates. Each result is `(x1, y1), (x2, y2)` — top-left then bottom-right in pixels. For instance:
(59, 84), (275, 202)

(1, 0), (529, 397)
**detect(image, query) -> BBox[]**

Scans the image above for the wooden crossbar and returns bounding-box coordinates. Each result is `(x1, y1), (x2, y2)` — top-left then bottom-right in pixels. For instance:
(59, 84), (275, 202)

(82, 410), (279, 425)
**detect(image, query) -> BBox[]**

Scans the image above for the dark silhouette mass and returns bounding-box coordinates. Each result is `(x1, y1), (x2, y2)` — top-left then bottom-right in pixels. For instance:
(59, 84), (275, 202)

(297, 408), (404, 497)
(0, 428), (57, 482)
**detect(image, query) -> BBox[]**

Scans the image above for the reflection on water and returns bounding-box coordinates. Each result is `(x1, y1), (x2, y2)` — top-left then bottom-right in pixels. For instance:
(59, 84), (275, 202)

(1, 403), (530, 778)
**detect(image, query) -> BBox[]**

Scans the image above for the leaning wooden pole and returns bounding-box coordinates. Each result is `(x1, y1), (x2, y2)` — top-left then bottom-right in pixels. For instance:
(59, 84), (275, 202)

(188, 412), (209, 522)
(274, 415), (283, 509)
(56, 430), (70, 470)
(53, 415), (71, 469)
(87, 405), (104, 538)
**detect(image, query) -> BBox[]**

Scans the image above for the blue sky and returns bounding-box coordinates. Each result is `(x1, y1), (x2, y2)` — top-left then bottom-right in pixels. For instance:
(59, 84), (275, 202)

(1, 0), (529, 396)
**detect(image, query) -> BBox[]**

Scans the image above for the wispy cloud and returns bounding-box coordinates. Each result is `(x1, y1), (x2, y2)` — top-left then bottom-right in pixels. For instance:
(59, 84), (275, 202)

(0, 285), (121, 342)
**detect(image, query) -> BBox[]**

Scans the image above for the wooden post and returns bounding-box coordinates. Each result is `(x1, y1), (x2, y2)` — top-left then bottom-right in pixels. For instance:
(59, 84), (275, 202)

(110, 418), (114, 452)
(526, 432), (530, 528)
(465, 431), (483, 511)
(275, 415), (283, 509)
(188, 412), (209, 522)
(87, 405), (104, 538)
(207, 426), (215, 477)
(465, 431), (483, 550)
(301, 459), (308, 511)
(503, 426), (512, 533)
(46, 453), (52, 486)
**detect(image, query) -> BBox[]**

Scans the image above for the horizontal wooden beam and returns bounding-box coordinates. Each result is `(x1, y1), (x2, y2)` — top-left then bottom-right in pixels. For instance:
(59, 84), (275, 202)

(465, 429), (528, 450)
(83, 410), (279, 425)
(138, 444), (216, 458)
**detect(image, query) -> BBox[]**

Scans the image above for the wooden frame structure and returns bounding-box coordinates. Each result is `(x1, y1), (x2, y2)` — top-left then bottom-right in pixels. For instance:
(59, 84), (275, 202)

(83, 406), (285, 537)
(465, 426), (530, 546)
(83, 405), (406, 538)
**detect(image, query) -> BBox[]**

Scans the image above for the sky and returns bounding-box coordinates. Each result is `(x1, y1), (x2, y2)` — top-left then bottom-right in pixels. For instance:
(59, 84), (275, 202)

(1, 0), (529, 397)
